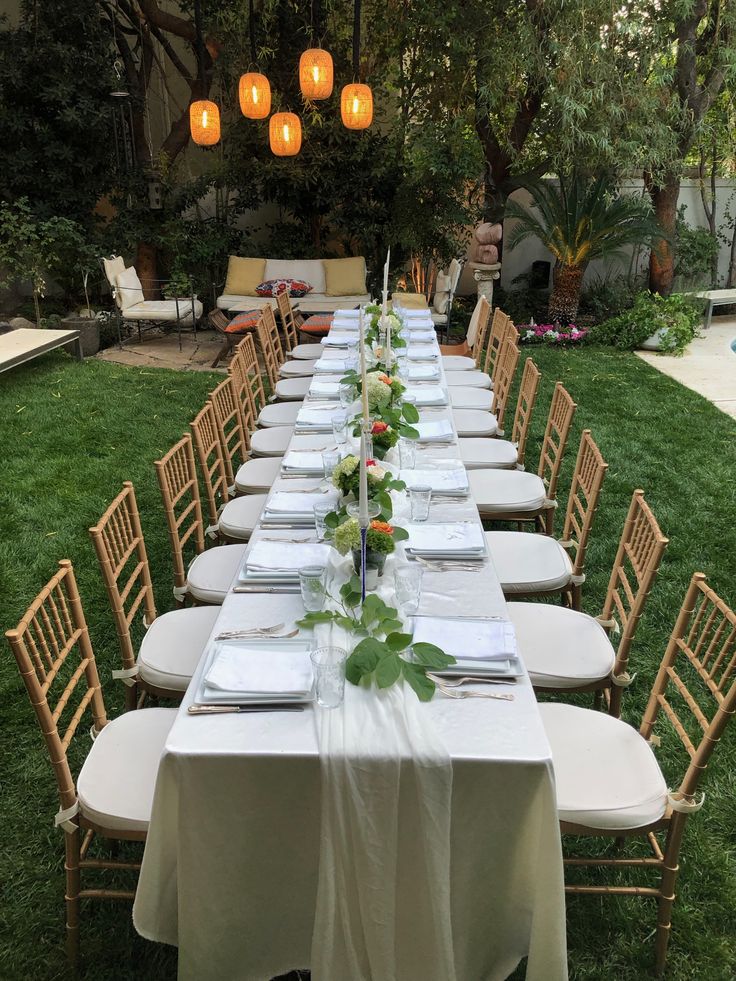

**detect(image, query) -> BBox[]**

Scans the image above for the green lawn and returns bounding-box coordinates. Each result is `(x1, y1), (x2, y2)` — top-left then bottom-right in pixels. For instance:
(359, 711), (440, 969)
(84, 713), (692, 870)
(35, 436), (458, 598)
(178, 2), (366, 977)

(1, 346), (735, 980)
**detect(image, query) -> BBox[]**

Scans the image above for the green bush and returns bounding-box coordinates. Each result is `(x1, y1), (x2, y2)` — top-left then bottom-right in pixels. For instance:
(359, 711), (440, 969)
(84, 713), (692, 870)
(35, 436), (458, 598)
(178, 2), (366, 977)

(592, 291), (701, 355)
(580, 274), (639, 321)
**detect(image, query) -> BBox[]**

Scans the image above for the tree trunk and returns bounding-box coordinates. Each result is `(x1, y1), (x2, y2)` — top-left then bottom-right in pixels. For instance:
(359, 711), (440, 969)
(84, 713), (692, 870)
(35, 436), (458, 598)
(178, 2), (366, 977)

(727, 216), (736, 289)
(548, 263), (585, 324)
(648, 176), (680, 295)
(136, 242), (159, 299)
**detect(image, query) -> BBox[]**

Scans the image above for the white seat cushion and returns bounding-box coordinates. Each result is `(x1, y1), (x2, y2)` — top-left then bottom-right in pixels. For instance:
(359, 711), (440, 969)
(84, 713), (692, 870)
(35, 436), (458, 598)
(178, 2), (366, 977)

(452, 409), (497, 437)
(257, 402), (302, 428)
(506, 602), (615, 688)
(442, 355), (477, 371)
(187, 542), (249, 603)
(77, 707), (176, 834)
(279, 359), (317, 378)
(540, 703), (668, 830)
(218, 493), (268, 541)
(138, 606), (220, 692)
(217, 293), (369, 313)
(235, 456), (283, 493)
(445, 371), (492, 390)
(485, 531), (572, 593)
(250, 426), (294, 457)
(469, 470), (546, 513)
(122, 299), (203, 323)
(274, 377), (311, 400)
(291, 342), (324, 360)
(449, 388), (493, 411)
(458, 438), (517, 470)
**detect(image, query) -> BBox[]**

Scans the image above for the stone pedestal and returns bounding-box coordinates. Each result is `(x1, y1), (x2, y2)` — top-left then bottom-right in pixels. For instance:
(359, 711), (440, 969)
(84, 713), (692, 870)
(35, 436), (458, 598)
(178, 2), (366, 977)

(469, 262), (502, 308)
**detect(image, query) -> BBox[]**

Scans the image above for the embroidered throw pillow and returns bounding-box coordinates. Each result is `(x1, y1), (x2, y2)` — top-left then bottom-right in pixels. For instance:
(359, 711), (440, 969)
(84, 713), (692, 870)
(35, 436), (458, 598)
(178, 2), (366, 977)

(255, 279), (313, 298)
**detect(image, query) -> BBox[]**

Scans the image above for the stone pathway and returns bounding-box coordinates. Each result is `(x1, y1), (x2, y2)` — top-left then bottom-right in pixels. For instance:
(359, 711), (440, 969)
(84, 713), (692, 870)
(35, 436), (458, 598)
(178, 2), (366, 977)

(95, 327), (227, 373)
(637, 318), (736, 420)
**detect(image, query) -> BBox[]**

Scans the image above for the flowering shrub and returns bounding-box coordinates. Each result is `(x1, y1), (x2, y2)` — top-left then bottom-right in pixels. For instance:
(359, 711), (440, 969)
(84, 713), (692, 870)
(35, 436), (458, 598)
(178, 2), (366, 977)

(518, 324), (588, 346)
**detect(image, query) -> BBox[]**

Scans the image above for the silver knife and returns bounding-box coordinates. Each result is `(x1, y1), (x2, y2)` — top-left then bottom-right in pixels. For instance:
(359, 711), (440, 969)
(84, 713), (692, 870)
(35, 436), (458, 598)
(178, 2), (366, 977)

(188, 703), (306, 715)
(232, 585), (301, 593)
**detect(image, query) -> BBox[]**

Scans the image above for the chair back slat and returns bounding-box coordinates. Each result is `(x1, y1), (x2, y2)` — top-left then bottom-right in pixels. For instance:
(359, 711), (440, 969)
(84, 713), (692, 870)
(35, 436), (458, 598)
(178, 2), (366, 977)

(5, 560), (107, 812)
(155, 435), (206, 598)
(509, 358), (541, 468)
(254, 306), (283, 392)
(230, 332), (267, 419)
(640, 574), (736, 801)
(89, 482), (157, 684)
(480, 306), (505, 375)
(277, 291), (299, 351)
(209, 376), (249, 487)
(190, 403), (230, 529)
(559, 430), (608, 579)
(490, 338), (520, 435)
(536, 382), (577, 503)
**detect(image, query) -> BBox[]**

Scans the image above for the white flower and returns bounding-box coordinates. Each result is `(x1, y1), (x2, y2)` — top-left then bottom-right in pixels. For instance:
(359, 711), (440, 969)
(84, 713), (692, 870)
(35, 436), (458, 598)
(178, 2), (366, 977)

(525, 329), (535, 339)
(367, 464), (386, 479)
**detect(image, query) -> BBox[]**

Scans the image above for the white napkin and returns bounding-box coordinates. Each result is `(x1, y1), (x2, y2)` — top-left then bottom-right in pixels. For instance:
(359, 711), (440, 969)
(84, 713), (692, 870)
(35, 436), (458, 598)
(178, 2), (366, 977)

(204, 644), (313, 694)
(314, 357), (350, 373)
(405, 522), (485, 552)
(401, 469), (468, 492)
(405, 329), (436, 341)
(246, 541), (331, 572)
(401, 308), (432, 319)
(321, 334), (354, 347)
(309, 380), (341, 398)
(415, 420), (454, 442)
(407, 345), (438, 361)
(266, 491), (338, 514)
(296, 406), (341, 429)
(403, 386), (447, 406)
(334, 308), (360, 319)
(282, 451), (326, 473)
(331, 318), (361, 330)
(412, 617), (517, 661)
(408, 364), (439, 381)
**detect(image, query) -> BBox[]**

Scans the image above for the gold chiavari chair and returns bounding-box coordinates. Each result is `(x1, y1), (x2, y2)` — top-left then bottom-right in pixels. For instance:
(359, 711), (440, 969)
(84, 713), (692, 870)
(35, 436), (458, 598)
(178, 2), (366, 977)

(90, 482), (219, 706)
(250, 312), (304, 427)
(451, 335), (520, 437)
(485, 429), (608, 610)
(208, 375), (282, 493)
(468, 380), (578, 534)
(4, 560), (176, 965)
(190, 402), (266, 543)
(444, 299), (496, 389)
(229, 334), (294, 457)
(276, 290), (324, 362)
(509, 489), (668, 712)
(440, 294), (490, 368)
(540, 572), (736, 974)
(459, 357), (542, 470)
(155, 433), (248, 604)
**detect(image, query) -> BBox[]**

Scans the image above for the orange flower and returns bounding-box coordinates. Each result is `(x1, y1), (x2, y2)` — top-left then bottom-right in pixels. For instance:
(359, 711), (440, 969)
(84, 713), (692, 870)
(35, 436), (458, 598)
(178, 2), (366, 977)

(377, 373), (391, 385)
(370, 520), (394, 534)
(372, 420), (389, 434)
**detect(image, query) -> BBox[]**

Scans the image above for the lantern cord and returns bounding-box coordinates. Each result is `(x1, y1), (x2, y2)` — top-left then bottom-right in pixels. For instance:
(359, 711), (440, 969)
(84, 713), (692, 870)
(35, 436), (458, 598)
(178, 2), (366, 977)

(352, 0), (361, 80)
(249, 0), (256, 66)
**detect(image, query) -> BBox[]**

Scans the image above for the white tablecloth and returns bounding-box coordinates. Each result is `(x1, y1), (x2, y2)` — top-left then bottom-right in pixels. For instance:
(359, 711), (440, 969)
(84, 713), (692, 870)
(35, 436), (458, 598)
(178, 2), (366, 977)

(133, 320), (567, 981)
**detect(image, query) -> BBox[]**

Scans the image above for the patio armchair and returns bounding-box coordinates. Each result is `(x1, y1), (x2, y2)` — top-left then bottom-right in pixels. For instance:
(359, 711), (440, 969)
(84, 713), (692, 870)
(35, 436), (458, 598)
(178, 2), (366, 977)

(101, 255), (203, 351)
(395, 258), (464, 341)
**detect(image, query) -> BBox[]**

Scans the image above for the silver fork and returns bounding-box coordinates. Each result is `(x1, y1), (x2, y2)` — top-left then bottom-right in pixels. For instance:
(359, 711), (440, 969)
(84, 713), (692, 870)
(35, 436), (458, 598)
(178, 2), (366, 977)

(435, 685), (514, 701)
(216, 624), (287, 639)
(427, 672), (516, 687)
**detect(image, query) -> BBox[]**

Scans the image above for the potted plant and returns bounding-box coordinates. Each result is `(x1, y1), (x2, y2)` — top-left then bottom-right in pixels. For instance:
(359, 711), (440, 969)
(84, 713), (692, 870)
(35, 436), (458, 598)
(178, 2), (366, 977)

(333, 517), (407, 581)
(593, 292), (700, 355)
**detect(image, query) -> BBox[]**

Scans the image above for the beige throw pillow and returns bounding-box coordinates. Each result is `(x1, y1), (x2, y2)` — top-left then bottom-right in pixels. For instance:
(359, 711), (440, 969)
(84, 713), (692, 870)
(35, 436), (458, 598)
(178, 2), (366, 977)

(115, 267), (144, 311)
(223, 256), (266, 296)
(433, 271), (451, 314)
(323, 257), (367, 296)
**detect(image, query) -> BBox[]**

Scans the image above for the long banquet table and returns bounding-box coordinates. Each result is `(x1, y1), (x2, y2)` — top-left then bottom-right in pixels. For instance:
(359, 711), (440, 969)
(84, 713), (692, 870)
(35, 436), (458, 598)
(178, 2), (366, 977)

(133, 313), (567, 981)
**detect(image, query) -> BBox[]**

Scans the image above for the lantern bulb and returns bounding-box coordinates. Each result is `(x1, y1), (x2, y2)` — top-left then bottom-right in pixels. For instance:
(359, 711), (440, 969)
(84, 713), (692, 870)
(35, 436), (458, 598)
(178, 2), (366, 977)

(252, 86), (258, 103)
(202, 110), (208, 127)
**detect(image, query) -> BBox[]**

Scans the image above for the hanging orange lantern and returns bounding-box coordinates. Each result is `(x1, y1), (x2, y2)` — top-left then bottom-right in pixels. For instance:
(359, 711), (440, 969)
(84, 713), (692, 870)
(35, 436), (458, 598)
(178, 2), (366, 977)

(299, 48), (334, 100)
(269, 112), (302, 156)
(341, 83), (373, 130)
(189, 100), (221, 145)
(239, 72), (271, 119)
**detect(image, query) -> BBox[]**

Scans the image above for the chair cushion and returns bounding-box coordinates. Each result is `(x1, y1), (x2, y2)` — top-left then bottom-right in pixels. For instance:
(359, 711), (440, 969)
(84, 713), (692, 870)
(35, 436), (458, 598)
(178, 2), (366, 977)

(187, 542), (249, 603)
(485, 531), (572, 593)
(442, 355), (477, 372)
(257, 401), (302, 428)
(299, 315), (333, 337)
(122, 299), (203, 323)
(445, 371), (491, 389)
(265, 258), (326, 293)
(279, 359), (317, 377)
(250, 426), (294, 457)
(323, 257), (367, 296)
(115, 267), (145, 311)
(225, 310), (260, 334)
(506, 602), (615, 688)
(138, 606), (220, 692)
(458, 438), (517, 470)
(292, 342), (325, 359)
(469, 470), (546, 513)
(218, 493), (268, 541)
(433, 271), (451, 314)
(452, 409), (497, 437)
(256, 278), (312, 298)
(103, 255), (125, 288)
(235, 456), (283, 493)
(449, 388), (493, 411)
(539, 703), (668, 830)
(395, 293), (429, 310)
(77, 707), (176, 834)
(275, 377), (312, 400)
(223, 256), (266, 296)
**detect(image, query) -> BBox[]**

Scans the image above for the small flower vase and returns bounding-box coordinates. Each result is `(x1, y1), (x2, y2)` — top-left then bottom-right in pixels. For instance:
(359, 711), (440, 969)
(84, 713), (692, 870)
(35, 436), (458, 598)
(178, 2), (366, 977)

(352, 548), (386, 585)
(372, 443), (388, 461)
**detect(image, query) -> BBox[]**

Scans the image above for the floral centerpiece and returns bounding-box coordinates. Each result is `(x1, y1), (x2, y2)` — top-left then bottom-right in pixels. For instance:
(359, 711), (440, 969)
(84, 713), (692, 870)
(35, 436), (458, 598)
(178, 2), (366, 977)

(369, 419), (399, 459)
(333, 517), (408, 577)
(330, 455), (405, 518)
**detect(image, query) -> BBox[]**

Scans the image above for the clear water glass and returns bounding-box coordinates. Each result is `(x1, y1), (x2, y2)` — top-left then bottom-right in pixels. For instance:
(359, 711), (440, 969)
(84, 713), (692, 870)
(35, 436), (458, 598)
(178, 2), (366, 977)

(322, 449), (340, 478)
(399, 438), (417, 470)
(410, 485), (432, 522)
(332, 412), (349, 446)
(310, 646), (348, 708)
(313, 501), (333, 541)
(394, 565), (424, 615)
(299, 565), (327, 612)
(339, 382), (356, 408)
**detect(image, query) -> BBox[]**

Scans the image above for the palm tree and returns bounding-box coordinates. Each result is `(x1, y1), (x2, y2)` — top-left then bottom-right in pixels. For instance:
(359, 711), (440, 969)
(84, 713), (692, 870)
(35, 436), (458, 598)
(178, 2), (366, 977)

(505, 173), (662, 323)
